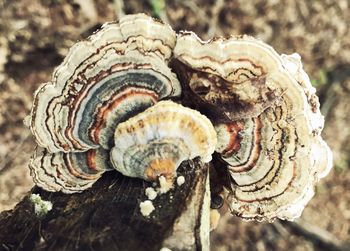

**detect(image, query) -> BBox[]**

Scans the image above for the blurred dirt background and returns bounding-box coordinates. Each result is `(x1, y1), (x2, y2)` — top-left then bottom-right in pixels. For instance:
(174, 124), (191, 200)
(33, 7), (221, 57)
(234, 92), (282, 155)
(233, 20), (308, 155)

(0, 0), (349, 250)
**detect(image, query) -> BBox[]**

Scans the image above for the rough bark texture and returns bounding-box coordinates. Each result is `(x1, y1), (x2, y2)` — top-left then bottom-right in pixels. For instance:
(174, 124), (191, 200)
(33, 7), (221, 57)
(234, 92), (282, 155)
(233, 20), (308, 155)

(0, 160), (209, 251)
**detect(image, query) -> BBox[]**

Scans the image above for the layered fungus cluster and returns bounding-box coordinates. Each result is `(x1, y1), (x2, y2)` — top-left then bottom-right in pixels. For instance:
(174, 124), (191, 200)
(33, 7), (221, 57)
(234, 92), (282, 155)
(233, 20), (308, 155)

(28, 14), (332, 221)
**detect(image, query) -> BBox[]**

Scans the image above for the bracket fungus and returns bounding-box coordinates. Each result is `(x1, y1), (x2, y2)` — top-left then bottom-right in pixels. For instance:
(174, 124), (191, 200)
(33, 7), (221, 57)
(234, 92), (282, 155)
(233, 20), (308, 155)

(111, 100), (216, 181)
(28, 14), (332, 221)
(173, 33), (332, 221)
(29, 14), (182, 193)
(29, 13), (180, 153)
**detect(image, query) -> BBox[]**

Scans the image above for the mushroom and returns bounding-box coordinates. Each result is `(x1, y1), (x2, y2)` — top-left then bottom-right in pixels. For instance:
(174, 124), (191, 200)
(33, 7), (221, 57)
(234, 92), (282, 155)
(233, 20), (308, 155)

(27, 14), (332, 222)
(173, 33), (332, 220)
(28, 15), (218, 193)
(29, 100), (216, 193)
(110, 100), (217, 181)
(28, 14), (182, 193)
(29, 13), (180, 153)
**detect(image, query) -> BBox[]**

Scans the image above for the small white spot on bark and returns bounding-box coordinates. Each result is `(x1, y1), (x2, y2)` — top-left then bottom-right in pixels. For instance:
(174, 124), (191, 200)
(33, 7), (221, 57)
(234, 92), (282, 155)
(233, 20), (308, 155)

(29, 194), (52, 217)
(145, 187), (157, 200)
(160, 247), (172, 251)
(140, 200), (155, 216)
(158, 175), (173, 194)
(176, 176), (185, 186)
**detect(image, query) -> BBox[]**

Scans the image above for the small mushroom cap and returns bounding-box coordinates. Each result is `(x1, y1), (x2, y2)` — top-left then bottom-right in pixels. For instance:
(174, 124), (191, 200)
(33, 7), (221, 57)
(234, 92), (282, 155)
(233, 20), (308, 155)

(29, 14), (180, 153)
(110, 100), (217, 180)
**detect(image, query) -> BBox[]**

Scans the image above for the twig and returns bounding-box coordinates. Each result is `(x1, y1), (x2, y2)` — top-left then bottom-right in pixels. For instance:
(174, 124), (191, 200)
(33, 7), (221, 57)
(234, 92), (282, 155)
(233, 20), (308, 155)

(281, 219), (347, 251)
(0, 130), (32, 174)
(176, 0), (224, 40)
(206, 0), (225, 39)
(113, 0), (125, 19)
(177, 0), (207, 26)
(321, 81), (342, 120)
(271, 220), (290, 238)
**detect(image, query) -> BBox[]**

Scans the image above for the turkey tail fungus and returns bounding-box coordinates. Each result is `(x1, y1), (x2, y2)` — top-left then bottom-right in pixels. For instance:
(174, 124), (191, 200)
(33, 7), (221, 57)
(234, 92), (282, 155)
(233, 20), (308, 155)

(0, 13), (332, 251)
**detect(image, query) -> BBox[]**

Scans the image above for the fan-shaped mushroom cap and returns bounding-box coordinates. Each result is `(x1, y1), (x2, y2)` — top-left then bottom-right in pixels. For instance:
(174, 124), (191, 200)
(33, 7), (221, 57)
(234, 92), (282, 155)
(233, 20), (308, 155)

(29, 13), (180, 153)
(174, 33), (332, 220)
(110, 101), (217, 181)
(222, 56), (332, 221)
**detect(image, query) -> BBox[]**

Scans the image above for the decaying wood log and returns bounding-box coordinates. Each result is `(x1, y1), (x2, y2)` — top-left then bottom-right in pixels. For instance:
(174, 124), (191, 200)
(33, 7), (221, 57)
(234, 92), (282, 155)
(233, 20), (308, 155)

(0, 160), (210, 251)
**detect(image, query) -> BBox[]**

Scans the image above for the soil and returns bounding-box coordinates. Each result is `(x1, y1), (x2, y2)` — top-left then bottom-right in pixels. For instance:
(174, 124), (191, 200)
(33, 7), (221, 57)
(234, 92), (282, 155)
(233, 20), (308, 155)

(0, 0), (349, 250)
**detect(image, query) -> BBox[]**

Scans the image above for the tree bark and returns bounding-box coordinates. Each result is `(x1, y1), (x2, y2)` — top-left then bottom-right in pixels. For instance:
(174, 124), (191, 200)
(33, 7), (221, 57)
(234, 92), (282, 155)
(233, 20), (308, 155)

(0, 160), (210, 251)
